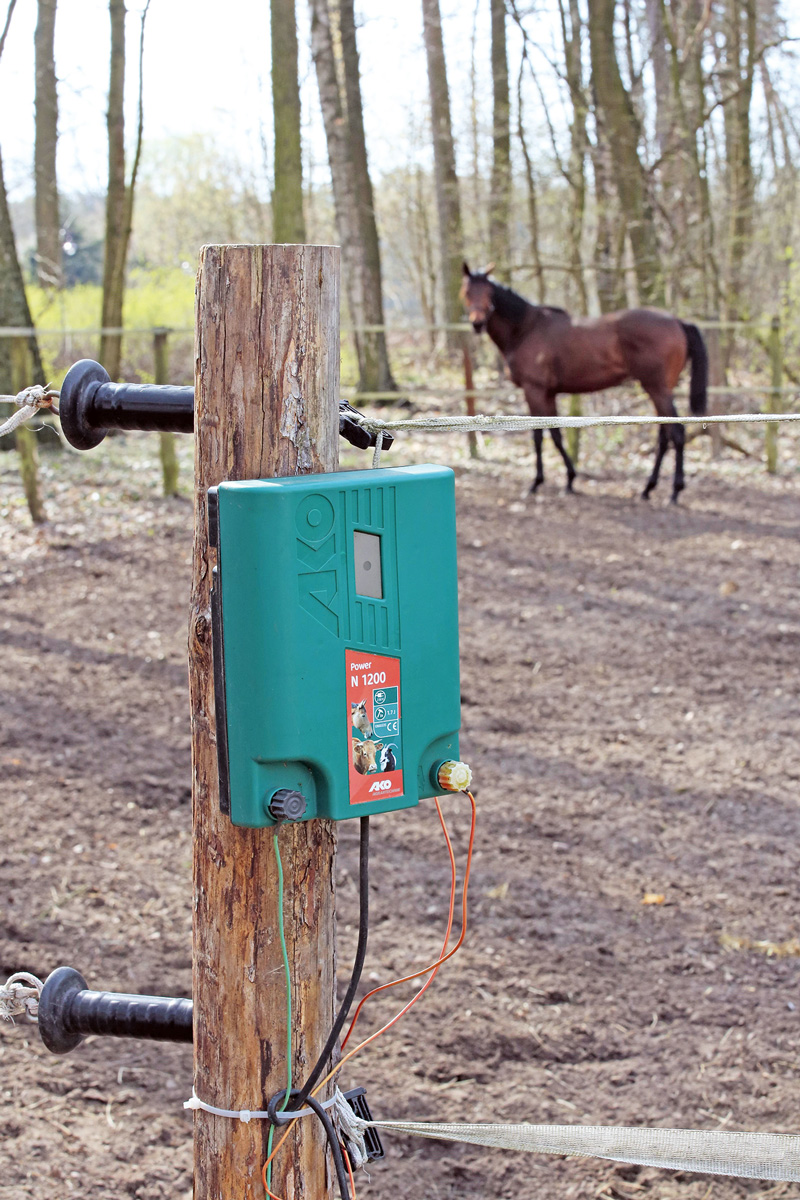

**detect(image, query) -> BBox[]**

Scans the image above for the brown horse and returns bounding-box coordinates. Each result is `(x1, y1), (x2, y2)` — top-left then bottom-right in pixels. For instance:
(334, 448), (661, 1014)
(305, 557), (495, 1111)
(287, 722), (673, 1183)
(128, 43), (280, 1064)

(461, 263), (708, 502)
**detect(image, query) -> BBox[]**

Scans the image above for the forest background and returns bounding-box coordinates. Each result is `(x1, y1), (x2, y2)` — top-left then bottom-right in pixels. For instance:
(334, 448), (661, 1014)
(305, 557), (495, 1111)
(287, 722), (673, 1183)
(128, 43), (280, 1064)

(0, 0), (799, 427)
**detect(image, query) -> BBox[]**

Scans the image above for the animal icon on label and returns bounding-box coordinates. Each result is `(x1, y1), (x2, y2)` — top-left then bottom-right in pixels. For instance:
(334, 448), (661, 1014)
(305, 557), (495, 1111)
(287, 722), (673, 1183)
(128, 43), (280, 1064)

(351, 698), (373, 738)
(378, 744), (397, 773)
(353, 738), (384, 775)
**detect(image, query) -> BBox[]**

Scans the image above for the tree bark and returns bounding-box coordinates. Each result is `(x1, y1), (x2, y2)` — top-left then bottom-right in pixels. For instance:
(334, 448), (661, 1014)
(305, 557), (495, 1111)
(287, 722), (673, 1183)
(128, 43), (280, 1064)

(34, 0), (60, 288)
(588, 0), (663, 306)
(100, 0), (148, 380)
(722, 0), (756, 322)
(99, 0), (126, 380)
(421, 0), (464, 341)
(489, 0), (511, 278)
(271, 0), (306, 243)
(12, 338), (45, 523)
(0, 145), (44, 395)
(192, 243), (338, 1200)
(516, 61), (544, 302)
(559, 0), (588, 311)
(590, 111), (626, 313)
(310, 0), (395, 393)
(338, 0), (395, 392)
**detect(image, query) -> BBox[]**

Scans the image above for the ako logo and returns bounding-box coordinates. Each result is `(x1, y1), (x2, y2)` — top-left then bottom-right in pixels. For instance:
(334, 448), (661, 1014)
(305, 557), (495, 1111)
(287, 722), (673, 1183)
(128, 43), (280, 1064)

(296, 494), (339, 635)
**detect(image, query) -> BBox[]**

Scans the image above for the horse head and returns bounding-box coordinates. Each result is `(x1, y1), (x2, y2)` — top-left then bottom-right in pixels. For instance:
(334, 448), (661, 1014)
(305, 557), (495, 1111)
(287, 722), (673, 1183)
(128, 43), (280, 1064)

(461, 262), (495, 333)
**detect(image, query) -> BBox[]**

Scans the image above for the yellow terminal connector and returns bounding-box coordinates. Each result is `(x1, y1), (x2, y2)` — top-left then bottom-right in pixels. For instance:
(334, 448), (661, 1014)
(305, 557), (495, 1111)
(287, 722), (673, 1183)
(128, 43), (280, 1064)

(437, 760), (473, 793)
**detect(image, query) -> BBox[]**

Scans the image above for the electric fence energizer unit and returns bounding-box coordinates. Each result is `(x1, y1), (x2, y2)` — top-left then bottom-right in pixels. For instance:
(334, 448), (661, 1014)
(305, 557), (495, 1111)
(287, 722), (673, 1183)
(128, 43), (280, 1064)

(209, 464), (471, 826)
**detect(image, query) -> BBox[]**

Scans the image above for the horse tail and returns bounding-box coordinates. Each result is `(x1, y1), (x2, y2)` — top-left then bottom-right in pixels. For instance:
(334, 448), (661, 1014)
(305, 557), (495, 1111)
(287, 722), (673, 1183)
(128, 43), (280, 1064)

(680, 321), (708, 415)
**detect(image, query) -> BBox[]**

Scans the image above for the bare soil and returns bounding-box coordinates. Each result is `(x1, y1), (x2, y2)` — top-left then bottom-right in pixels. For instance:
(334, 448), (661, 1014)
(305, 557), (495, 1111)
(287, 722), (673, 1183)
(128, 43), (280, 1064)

(2, 426), (800, 1200)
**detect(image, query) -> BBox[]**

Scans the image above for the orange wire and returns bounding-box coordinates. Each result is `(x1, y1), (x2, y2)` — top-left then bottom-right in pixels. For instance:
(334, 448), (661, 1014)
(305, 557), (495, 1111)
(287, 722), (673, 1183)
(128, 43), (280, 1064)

(261, 790), (477, 1198)
(344, 1144), (357, 1200)
(341, 794), (458, 1051)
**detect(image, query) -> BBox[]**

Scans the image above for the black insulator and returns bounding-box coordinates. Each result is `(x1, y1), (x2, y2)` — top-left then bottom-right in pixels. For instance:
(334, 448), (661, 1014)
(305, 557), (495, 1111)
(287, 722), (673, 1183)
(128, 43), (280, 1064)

(58, 359), (394, 454)
(38, 966), (193, 1055)
(59, 359), (194, 450)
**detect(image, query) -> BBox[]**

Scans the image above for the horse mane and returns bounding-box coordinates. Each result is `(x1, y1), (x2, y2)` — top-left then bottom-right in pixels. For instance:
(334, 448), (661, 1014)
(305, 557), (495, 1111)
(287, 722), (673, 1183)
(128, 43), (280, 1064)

(488, 279), (569, 324)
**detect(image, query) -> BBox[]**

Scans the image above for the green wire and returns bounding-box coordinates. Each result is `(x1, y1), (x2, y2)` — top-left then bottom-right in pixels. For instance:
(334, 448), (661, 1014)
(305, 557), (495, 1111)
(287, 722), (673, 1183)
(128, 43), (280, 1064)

(266, 829), (293, 1196)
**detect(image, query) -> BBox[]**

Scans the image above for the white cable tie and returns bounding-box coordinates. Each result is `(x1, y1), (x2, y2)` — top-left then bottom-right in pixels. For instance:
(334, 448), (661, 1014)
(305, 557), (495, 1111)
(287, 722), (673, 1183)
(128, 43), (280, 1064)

(184, 1090), (337, 1122)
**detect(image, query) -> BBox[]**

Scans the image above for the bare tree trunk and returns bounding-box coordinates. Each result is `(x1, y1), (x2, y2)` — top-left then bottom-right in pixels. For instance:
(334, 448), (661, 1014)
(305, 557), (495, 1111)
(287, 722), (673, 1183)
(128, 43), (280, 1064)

(588, 0), (663, 306)
(516, 59), (544, 301)
(0, 2), (44, 448)
(559, 0), (589, 311)
(34, 0), (60, 289)
(338, 0), (395, 392)
(421, 0), (464, 343)
(646, 0), (671, 153)
(271, 0), (306, 243)
(310, 0), (395, 393)
(0, 146), (44, 395)
(99, 0), (126, 379)
(308, 0), (362, 364)
(590, 110), (626, 312)
(100, 0), (149, 381)
(489, 0), (511, 278)
(722, 0), (756, 323)
(12, 338), (45, 523)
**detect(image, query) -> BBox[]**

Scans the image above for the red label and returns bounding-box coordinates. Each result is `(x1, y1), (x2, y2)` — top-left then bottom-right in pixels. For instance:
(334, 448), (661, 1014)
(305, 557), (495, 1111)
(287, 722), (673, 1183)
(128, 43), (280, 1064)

(346, 650), (403, 805)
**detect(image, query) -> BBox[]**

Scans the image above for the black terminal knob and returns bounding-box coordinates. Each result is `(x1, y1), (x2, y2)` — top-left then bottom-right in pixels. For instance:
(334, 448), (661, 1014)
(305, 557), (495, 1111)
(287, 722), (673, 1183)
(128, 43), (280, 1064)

(268, 789), (308, 823)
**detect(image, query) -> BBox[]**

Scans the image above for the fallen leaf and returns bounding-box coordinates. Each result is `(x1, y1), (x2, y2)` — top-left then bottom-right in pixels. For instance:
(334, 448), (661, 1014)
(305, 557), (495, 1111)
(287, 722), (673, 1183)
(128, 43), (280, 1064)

(486, 881), (509, 900)
(642, 893), (665, 905)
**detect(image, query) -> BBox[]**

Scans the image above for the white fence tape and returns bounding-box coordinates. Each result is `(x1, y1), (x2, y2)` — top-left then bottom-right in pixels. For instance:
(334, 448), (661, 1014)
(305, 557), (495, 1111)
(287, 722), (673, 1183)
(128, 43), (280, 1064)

(371, 1120), (800, 1181)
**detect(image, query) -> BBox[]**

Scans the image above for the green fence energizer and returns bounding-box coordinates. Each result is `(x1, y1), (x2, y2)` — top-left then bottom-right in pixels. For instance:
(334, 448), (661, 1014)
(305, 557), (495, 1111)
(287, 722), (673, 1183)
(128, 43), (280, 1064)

(208, 464), (470, 827)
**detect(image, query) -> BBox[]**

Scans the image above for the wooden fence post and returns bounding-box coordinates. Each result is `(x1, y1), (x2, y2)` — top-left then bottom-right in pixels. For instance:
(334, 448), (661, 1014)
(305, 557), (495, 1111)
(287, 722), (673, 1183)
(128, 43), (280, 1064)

(190, 244), (339, 1199)
(705, 321), (725, 460)
(153, 327), (179, 496)
(462, 337), (479, 459)
(765, 315), (782, 475)
(566, 394), (582, 465)
(11, 337), (45, 524)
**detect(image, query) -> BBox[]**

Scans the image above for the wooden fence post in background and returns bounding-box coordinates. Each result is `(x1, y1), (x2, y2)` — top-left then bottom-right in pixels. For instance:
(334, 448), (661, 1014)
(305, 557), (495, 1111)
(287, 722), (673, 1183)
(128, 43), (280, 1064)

(153, 326), (179, 496)
(462, 337), (479, 459)
(11, 337), (45, 524)
(566, 394), (582, 466)
(705, 321), (725, 460)
(765, 315), (782, 475)
(190, 244), (339, 1199)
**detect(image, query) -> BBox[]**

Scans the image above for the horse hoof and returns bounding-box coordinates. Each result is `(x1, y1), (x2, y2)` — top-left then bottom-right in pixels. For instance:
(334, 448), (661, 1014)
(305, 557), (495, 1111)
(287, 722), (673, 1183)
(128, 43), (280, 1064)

(641, 488), (652, 501)
(530, 480), (544, 494)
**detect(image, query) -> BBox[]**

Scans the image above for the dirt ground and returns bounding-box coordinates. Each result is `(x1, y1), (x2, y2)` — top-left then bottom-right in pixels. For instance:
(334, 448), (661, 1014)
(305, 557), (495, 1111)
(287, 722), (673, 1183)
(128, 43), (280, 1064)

(1, 420), (800, 1200)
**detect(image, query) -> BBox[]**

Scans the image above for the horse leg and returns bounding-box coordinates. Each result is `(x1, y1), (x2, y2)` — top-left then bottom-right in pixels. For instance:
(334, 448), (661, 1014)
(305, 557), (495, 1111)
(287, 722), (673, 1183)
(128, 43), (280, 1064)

(531, 429), (545, 492)
(550, 428), (577, 493)
(642, 426), (669, 499)
(670, 419), (686, 503)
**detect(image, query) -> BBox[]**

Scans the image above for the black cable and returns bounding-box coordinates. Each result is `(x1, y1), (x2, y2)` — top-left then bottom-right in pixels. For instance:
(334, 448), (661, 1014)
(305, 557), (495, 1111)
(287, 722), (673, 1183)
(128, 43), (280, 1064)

(267, 1089), (352, 1200)
(305, 1094), (352, 1200)
(293, 815), (370, 1109)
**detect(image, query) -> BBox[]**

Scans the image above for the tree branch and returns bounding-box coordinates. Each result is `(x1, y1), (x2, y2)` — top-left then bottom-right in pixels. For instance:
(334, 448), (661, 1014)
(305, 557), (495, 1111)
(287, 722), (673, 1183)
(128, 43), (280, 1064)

(0, 0), (18, 64)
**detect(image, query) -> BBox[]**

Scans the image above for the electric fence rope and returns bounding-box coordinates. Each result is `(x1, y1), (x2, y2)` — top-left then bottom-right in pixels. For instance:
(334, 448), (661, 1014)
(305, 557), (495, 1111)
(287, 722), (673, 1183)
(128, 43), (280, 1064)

(0, 972), (43, 1022)
(0, 385), (59, 437)
(352, 410), (800, 467)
